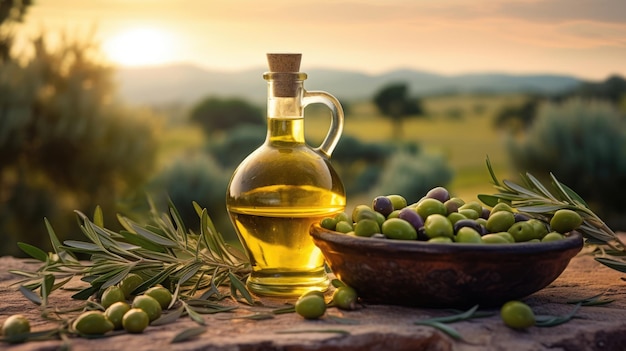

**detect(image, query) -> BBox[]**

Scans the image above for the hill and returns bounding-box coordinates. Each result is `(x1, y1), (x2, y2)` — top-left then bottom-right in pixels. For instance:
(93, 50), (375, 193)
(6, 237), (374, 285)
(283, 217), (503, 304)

(113, 64), (582, 105)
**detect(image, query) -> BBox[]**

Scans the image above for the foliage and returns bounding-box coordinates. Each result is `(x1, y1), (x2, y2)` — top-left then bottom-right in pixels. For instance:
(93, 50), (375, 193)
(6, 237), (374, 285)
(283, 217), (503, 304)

(207, 125), (265, 169)
(0, 0), (32, 62)
(10, 202), (252, 323)
(566, 74), (626, 104)
(493, 95), (541, 131)
(369, 147), (453, 204)
(0, 33), (159, 256)
(505, 98), (626, 229)
(372, 82), (424, 139)
(146, 153), (234, 241)
(189, 96), (264, 136)
(479, 157), (626, 274)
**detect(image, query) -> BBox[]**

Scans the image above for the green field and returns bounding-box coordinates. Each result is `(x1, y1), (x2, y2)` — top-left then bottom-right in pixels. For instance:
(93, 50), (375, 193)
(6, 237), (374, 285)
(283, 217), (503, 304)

(160, 93), (524, 208)
(302, 94), (524, 203)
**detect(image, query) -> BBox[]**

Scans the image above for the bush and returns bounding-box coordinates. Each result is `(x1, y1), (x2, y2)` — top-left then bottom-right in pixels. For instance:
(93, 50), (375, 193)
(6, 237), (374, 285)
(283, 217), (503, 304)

(208, 125), (265, 170)
(146, 153), (235, 241)
(368, 150), (453, 205)
(507, 98), (626, 228)
(189, 97), (264, 136)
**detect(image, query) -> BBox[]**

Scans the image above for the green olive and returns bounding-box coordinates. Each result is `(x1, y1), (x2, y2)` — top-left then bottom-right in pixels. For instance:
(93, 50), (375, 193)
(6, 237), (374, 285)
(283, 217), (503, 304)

(73, 311), (114, 335)
(132, 295), (162, 322)
(542, 232), (565, 242)
(295, 294), (326, 319)
(387, 194), (408, 210)
(486, 211), (515, 233)
(500, 301), (535, 329)
(381, 218), (417, 240)
(354, 219), (381, 237)
(550, 209), (583, 234)
(481, 233), (511, 244)
(507, 221), (536, 242)
(332, 286), (358, 310)
(320, 217), (338, 230)
(1, 314), (30, 340)
(428, 236), (453, 243)
(423, 214), (454, 239)
(335, 221), (353, 233)
(122, 308), (150, 333)
(101, 285), (126, 309)
(416, 198), (447, 219)
(144, 286), (173, 310)
(104, 301), (131, 330)
(455, 227), (482, 244)
(119, 273), (144, 299)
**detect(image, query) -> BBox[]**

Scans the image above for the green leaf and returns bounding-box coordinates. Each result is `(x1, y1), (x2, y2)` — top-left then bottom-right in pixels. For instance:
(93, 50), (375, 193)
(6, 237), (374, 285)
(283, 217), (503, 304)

(130, 222), (179, 247)
(414, 320), (463, 340)
(118, 230), (166, 252)
(594, 257), (626, 273)
(183, 303), (206, 325)
(151, 305), (185, 326)
(94, 206), (104, 227)
(71, 285), (99, 300)
(229, 271), (254, 305)
(132, 264), (177, 295)
(19, 285), (42, 305)
(477, 194), (499, 207)
(41, 274), (55, 306)
(171, 326), (207, 343)
(17, 242), (49, 262)
(63, 240), (102, 251)
(535, 303), (581, 327)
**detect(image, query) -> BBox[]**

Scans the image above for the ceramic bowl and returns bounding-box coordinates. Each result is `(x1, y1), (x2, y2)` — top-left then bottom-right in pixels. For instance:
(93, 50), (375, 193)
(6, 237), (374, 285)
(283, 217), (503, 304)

(310, 225), (583, 308)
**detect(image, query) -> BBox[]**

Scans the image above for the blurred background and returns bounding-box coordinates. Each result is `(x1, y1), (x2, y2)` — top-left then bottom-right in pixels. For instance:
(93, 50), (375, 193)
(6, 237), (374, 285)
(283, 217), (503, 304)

(1, 0), (625, 256)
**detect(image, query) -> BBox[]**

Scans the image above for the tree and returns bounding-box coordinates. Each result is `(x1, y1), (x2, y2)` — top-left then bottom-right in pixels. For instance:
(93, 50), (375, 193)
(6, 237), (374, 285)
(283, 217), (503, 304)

(189, 97), (264, 136)
(0, 30), (158, 256)
(373, 83), (424, 139)
(0, 0), (32, 62)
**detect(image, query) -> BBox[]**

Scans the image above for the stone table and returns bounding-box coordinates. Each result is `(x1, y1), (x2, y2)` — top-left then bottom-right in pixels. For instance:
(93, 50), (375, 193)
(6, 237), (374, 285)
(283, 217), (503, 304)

(1, 253), (625, 351)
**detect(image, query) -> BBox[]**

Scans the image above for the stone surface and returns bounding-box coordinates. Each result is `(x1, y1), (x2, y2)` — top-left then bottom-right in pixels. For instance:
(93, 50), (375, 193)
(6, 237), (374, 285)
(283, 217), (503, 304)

(1, 252), (625, 351)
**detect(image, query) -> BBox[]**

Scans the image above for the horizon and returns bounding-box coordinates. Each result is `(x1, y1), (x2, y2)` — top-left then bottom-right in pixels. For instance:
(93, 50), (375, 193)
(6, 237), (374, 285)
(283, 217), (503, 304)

(16, 0), (626, 81)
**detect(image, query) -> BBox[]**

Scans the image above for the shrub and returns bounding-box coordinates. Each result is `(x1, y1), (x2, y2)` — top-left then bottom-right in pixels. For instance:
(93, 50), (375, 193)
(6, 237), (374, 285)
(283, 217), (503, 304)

(368, 150), (454, 205)
(507, 98), (626, 228)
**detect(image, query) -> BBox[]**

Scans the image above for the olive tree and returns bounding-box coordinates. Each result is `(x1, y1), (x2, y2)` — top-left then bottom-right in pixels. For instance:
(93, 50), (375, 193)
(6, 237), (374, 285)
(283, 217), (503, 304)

(373, 82), (424, 139)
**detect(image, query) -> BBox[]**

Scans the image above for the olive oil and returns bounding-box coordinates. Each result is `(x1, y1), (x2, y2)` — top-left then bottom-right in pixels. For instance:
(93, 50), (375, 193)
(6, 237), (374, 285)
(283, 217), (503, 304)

(226, 54), (346, 296)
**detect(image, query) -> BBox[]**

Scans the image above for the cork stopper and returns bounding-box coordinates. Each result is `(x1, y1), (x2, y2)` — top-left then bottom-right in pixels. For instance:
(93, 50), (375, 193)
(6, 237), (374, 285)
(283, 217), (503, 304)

(265, 53), (304, 97)
(267, 53), (301, 72)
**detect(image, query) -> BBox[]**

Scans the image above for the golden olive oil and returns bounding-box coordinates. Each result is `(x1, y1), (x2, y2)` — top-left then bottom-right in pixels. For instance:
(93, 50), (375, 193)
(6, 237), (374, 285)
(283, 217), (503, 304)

(226, 54), (346, 296)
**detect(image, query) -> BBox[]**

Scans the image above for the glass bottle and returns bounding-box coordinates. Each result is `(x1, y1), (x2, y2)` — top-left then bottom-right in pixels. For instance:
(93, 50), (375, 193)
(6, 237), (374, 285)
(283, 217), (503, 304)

(226, 53), (346, 297)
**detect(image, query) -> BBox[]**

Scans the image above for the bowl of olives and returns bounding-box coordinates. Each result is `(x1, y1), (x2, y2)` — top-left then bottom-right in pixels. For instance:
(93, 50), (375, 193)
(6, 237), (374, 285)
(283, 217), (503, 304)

(310, 188), (584, 308)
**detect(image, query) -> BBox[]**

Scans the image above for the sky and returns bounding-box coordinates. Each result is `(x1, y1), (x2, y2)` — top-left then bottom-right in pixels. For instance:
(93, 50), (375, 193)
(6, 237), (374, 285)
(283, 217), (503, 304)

(17, 0), (626, 80)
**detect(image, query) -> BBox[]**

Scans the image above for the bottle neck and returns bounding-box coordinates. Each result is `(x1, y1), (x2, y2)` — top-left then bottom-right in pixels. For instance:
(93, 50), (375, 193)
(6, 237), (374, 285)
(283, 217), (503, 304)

(264, 72), (307, 144)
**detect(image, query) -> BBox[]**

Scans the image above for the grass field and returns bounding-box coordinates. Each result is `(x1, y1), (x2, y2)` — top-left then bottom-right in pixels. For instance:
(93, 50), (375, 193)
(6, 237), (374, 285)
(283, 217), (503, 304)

(302, 93), (524, 203)
(159, 93), (524, 209)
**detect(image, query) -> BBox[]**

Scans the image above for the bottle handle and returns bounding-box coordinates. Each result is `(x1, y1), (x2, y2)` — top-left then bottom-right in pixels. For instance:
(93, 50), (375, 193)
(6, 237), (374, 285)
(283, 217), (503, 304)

(302, 90), (344, 158)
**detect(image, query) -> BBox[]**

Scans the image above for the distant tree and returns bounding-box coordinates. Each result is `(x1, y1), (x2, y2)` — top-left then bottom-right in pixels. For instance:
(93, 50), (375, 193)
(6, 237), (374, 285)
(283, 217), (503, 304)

(0, 32), (158, 256)
(189, 97), (264, 136)
(493, 96), (541, 132)
(0, 0), (32, 62)
(373, 83), (424, 139)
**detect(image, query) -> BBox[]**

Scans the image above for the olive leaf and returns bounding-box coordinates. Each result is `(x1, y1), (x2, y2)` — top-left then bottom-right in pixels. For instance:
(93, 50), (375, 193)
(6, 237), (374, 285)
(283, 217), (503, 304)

(171, 326), (207, 343)
(481, 156), (626, 275)
(413, 305), (493, 341)
(535, 303), (581, 327)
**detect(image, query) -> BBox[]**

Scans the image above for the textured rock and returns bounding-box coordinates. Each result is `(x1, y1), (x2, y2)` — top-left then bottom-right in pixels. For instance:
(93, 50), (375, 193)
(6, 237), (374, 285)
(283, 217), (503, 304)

(1, 253), (625, 351)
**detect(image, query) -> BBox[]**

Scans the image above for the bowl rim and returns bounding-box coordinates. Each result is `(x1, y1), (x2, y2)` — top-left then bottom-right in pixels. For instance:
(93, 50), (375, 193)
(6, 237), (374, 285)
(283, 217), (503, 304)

(310, 224), (584, 255)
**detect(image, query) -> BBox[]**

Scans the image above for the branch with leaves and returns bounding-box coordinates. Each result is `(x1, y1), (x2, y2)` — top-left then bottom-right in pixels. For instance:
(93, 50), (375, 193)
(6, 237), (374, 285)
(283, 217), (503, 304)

(478, 157), (626, 274)
(10, 200), (253, 314)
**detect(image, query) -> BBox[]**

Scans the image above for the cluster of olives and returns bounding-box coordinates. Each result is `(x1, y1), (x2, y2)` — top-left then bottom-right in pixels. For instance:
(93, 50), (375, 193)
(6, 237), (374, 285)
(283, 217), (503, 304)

(73, 274), (173, 335)
(295, 280), (358, 319)
(320, 186), (583, 244)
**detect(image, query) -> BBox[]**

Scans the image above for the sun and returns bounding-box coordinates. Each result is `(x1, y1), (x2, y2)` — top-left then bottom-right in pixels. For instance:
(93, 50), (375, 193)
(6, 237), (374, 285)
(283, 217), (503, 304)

(103, 27), (177, 67)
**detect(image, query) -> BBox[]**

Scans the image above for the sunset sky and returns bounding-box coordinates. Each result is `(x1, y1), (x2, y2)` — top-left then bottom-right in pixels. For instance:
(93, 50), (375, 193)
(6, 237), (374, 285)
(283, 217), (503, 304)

(19, 0), (626, 80)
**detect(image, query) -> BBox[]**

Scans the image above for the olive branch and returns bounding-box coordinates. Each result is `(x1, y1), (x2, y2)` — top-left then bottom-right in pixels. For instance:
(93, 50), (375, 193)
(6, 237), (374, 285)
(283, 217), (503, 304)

(10, 199), (253, 314)
(478, 157), (626, 274)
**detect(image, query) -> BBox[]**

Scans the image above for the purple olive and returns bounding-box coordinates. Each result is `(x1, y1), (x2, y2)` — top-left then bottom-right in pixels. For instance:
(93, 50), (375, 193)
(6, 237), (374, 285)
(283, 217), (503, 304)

(480, 207), (491, 219)
(372, 196), (394, 217)
(398, 208), (424, 231)
(514, 213), (531, 222)
(425, 187), (451, 203)
(453, 219), (483, 234)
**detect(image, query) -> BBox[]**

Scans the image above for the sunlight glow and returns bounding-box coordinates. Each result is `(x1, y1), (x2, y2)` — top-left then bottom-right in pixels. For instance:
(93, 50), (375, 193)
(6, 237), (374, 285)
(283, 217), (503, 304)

(103, 27), (177, 67)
